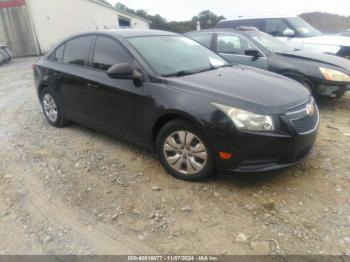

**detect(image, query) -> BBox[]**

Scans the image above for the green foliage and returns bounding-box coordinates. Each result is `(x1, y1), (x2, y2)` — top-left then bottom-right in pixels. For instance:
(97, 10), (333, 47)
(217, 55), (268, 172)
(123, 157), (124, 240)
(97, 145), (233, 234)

(115, 2), (225, 33)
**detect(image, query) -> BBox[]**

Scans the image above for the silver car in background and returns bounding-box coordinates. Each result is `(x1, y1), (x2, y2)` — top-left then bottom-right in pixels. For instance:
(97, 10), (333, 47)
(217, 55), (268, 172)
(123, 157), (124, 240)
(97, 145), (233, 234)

(0, 42), (13, 65)
(218, 16), (350, 59)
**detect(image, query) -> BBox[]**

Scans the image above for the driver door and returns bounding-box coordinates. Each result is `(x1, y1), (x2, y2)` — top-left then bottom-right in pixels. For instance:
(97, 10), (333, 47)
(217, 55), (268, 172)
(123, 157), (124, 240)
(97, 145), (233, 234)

(215, 33), (268, 70)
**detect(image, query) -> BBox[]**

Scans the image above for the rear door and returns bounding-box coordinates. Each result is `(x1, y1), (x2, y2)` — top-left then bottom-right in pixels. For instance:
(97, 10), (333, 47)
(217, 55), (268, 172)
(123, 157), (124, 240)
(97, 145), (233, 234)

(57, 35), (94, 122)
(215, 33), (268, 70)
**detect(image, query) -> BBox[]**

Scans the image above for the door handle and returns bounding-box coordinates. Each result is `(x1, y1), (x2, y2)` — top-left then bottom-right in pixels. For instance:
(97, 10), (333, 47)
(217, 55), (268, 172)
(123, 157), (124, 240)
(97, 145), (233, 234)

(87, 83), (99, 89)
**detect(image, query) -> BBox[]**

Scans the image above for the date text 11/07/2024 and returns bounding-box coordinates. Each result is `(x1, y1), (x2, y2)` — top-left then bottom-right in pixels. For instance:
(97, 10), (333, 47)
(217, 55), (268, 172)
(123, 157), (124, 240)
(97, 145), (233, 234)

(127, 256), (220, 261)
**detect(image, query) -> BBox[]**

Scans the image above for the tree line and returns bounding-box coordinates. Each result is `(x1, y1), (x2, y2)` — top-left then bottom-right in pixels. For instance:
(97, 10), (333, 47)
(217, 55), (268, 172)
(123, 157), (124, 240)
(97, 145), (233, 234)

(103, 1), (350, 34)
(115, 2), (225, 33)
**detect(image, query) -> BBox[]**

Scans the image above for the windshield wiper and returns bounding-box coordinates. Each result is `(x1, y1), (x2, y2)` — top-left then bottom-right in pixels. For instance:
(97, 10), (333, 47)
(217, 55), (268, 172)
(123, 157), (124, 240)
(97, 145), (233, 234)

(162, 64), (231, 78)
(161, 70), (197, 77)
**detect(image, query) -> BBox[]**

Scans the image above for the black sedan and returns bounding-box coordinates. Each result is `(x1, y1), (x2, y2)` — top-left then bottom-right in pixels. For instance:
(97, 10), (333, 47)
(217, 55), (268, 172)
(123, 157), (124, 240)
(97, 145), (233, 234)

(33, 30), (318, 181)
(186, 28), (350, 99)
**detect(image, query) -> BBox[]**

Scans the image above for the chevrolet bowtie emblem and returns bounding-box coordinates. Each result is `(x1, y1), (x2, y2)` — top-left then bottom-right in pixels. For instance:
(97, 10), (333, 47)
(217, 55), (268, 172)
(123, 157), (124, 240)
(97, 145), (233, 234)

(306, 102), (316, 117)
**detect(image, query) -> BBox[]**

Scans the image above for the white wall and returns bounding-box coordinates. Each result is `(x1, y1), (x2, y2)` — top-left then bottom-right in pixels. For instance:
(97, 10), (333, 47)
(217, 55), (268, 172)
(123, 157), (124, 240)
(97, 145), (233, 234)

(130, 18), (150, 29)
(27, 0), (149, 53)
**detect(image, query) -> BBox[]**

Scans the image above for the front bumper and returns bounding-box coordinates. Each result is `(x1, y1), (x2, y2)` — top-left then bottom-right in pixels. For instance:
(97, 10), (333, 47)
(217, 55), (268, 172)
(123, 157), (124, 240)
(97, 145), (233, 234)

(217, 130), (317, 175)
(213, 99), (319, 175)
(318, 82), (350, 97)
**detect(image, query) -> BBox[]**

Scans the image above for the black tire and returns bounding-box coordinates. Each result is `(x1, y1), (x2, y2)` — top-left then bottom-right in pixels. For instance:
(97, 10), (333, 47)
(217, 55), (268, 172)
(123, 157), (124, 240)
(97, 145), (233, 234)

(156, 119), (215, 181)
(335, 88), (346, 99)
(40, 87), (69, 127)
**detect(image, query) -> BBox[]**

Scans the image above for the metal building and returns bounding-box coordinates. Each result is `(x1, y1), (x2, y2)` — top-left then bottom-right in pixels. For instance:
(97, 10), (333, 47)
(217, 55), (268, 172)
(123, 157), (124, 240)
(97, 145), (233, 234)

(0, 0), (151, 57)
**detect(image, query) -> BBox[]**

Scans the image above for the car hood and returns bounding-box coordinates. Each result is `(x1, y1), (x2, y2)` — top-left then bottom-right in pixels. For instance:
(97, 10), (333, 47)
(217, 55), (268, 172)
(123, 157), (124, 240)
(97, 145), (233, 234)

(303, 35), (350, 47)
(164, 66), (310, 115)
(278, 50), (350, 72)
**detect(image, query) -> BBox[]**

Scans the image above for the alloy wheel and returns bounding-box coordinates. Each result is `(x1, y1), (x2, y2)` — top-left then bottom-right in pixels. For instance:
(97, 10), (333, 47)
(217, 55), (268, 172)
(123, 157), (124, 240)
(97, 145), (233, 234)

(163, 131), (208, 175)
(43, 94), (58, 122)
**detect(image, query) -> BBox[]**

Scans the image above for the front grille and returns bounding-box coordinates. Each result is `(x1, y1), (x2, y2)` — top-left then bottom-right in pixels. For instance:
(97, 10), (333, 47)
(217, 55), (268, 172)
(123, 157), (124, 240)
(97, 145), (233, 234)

(287, 99), (319, 134)
(291, 114), (318, 134)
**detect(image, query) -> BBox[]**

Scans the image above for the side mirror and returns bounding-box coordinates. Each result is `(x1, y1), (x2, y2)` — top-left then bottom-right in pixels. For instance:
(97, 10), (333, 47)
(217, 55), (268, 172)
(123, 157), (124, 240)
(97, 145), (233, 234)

(107, 63), (134, 79)
(283, 28), (295, 37)
(245, 49), (263, 60)
(107, 63), (143, 87)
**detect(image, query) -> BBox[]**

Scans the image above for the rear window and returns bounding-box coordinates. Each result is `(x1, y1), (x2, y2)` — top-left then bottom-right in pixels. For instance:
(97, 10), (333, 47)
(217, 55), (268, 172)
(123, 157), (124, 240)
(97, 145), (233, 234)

(49, 44), (65, 62)
(63, 36), (92, 66)
(188, 33), (213, 48)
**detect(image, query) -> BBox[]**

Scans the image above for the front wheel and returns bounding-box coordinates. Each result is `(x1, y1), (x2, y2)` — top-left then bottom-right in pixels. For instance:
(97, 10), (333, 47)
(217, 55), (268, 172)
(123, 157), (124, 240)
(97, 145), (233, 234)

(156, 120), (215, 181)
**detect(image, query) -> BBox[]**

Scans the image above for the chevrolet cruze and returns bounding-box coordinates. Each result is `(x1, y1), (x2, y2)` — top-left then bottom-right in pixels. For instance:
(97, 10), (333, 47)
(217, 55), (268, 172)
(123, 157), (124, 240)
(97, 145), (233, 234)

(33, 30), (319, 181)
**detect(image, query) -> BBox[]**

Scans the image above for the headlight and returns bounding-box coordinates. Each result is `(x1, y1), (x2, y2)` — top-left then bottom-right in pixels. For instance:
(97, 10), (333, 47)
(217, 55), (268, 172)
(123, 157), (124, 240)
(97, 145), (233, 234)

(319, 67), (350, 82)
(213, 103), (275, 131)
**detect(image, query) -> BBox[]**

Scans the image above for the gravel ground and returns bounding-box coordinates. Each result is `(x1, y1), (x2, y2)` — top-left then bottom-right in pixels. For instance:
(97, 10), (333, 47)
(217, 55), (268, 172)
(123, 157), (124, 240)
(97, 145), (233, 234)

(0, 58), (349, 255)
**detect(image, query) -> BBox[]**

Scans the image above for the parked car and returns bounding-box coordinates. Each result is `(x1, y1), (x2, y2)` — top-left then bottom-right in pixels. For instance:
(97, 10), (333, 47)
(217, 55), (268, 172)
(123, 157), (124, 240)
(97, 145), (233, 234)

(217, 16), (350, 59)
(341, 30), (350, 37)
(33, 30), (318, 181)
(186, 28), (350, 98)
(0, 42), (13, 65)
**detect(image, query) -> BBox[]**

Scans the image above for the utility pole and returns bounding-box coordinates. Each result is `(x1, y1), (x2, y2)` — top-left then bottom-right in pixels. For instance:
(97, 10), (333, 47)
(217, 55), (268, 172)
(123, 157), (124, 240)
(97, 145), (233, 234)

(196, 21), (201, 31)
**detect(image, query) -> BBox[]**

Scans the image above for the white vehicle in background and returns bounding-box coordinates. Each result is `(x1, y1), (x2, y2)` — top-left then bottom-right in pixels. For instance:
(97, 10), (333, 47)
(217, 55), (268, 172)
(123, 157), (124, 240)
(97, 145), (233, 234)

(217, 16), (350, 59)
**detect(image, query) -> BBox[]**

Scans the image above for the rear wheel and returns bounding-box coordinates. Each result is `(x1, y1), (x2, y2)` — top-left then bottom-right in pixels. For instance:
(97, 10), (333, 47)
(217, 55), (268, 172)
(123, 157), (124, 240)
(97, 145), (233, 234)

(40, 87), (69, 127)
(156, 120), (214, 181)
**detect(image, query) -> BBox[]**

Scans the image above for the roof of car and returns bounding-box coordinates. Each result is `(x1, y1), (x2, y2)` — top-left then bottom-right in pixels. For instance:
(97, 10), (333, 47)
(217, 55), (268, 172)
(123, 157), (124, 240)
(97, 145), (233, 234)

(97, 29), (178, 38)
(185, 28), (252, 35)
(220, 15), (295, 22)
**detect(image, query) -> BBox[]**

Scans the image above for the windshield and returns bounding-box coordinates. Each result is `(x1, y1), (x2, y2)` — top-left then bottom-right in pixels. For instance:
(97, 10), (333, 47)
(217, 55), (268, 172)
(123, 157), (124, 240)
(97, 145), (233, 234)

(127, 35), (229, 76)
(250, 32), (294, 53)
(286, 17), (323, 37)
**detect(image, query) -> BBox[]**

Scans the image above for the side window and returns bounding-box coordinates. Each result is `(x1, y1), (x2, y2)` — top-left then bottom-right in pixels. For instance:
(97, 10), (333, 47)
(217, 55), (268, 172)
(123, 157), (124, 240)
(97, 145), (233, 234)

(93, 36), (133, 71)
(265, 19), (292, 37)
(49, 44), (65, 62)
(63, 36), (92, 66)
(217, 34), (256, 55)
(242, 19), (265, 31)
(188, 34), (213, 48)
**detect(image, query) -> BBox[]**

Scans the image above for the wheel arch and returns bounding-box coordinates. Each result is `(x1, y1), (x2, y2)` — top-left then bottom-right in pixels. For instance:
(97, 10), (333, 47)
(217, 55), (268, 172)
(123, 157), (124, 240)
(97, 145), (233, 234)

(38, 83), (49, 98)
(280, 70), (317, 91)
(151, 110), (207, 147)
